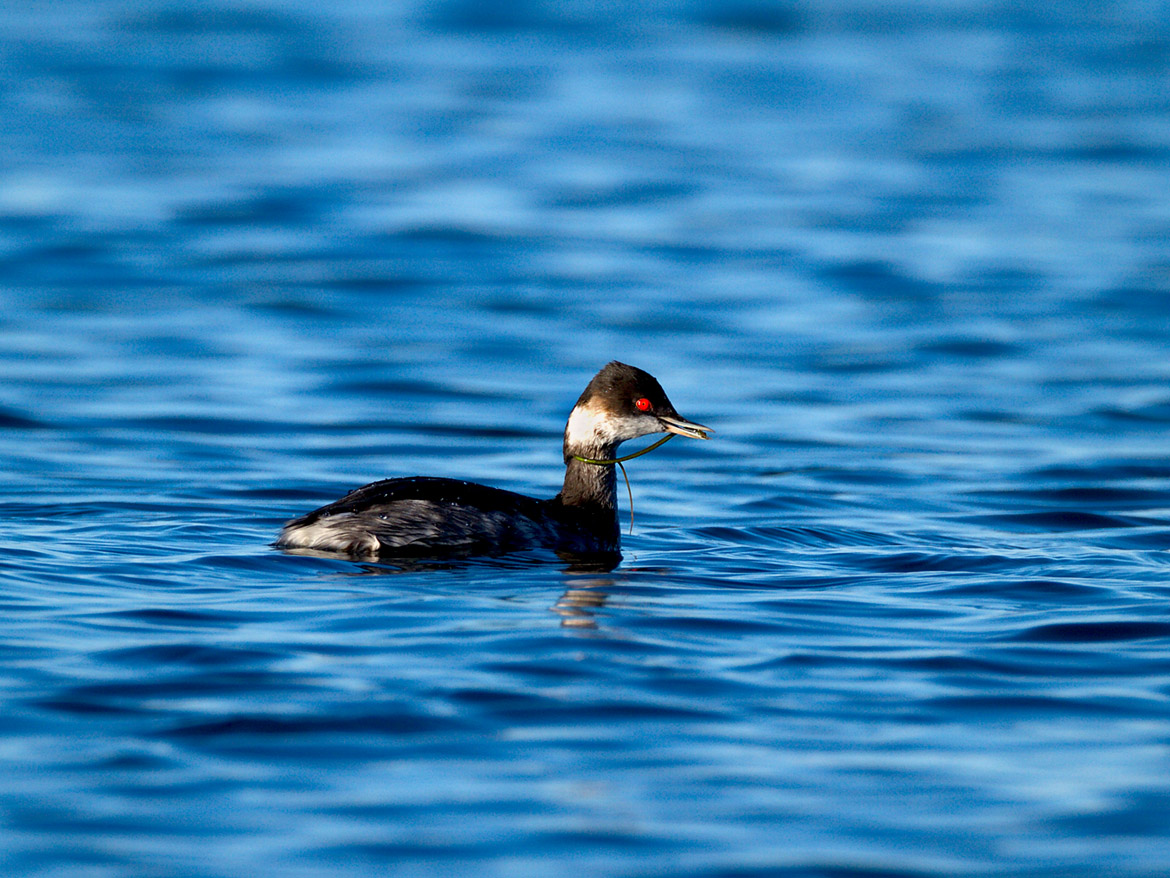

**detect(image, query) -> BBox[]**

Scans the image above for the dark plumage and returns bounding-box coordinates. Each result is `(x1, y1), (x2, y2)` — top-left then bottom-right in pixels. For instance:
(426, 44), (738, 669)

(276, 362), (711, 559)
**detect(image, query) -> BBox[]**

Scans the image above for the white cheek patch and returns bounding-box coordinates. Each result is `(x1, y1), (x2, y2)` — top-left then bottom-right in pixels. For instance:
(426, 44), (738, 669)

(565, 403), (608, 446)
(565, 403), (652, 446)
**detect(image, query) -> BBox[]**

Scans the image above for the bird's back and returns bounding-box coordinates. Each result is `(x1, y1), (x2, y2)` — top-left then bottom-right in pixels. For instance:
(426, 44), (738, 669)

(276, 477), (584, 556)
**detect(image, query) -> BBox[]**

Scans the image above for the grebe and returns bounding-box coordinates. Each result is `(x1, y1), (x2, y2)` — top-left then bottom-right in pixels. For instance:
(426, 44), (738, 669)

(276, 362), (711, 558)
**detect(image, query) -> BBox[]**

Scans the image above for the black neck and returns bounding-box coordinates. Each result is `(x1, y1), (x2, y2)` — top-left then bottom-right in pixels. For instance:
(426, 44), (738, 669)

(559, 453), (618, 509)
(553, 428), (624, 549)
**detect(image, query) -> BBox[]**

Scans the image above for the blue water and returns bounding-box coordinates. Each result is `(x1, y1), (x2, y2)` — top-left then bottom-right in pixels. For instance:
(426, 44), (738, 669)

(4, 1), (1170, 875)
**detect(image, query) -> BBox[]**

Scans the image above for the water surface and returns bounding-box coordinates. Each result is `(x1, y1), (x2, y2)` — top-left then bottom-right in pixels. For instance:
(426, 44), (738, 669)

(3, 2), (1170, 876)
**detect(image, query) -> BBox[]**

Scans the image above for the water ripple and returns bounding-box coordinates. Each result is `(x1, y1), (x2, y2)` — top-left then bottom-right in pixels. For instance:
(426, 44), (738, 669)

(3, 1), (1170, 876)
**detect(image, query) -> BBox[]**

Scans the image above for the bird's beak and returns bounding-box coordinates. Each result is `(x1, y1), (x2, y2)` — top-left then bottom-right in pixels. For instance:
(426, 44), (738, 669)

(658, 413), (713, 440)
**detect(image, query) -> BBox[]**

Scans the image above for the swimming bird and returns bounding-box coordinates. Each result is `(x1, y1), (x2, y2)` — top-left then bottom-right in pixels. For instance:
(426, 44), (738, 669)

(276, 361), (711, 559)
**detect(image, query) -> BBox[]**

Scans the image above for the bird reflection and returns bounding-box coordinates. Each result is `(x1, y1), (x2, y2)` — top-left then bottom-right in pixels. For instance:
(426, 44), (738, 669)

(549, 552), (621, 628)
(277, 545), (619, 574)
(552, 582), (610, 628)
(277, 544), (620, 629)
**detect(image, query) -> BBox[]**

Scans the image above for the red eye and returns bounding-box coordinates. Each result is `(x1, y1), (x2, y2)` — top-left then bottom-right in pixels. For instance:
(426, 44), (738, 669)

(635, 397), (652, 412)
